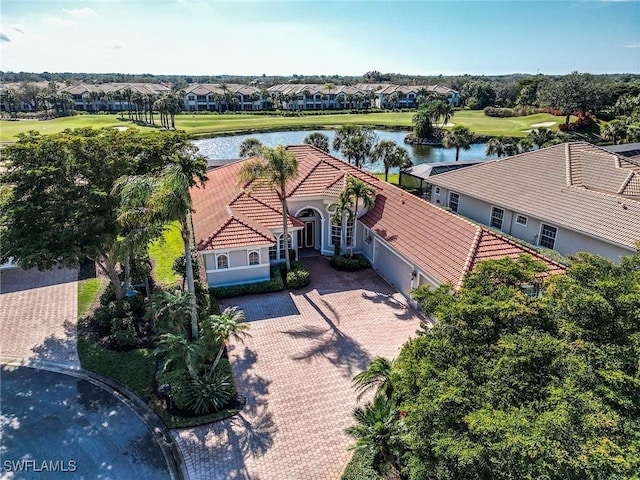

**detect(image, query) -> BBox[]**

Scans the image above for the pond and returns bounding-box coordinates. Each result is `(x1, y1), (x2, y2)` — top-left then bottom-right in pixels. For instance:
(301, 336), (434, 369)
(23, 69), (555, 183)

(193, 129), (495, 173)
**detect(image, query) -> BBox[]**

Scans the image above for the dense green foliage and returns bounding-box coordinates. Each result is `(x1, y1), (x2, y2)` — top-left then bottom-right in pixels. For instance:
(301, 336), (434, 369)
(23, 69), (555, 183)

(286, 261), (312, 289)
(330, 254), (371, 271)
(389, 253), (640, 480)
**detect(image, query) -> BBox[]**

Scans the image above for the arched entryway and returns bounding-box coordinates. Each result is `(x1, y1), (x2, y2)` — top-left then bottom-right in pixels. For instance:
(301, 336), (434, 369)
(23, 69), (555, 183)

(295, 207), (324, 254)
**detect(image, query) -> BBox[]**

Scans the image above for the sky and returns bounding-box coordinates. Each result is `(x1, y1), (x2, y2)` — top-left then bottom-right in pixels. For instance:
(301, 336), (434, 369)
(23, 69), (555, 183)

(1, 0), (639, 76)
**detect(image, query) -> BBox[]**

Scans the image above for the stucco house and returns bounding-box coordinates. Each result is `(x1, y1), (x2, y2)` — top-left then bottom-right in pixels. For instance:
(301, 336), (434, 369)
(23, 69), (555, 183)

(427, 142), (640, 261)
(191, 145), (563, 302)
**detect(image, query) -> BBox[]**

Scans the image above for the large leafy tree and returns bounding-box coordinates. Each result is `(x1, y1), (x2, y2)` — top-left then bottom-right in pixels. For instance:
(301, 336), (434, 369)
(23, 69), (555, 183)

(371, 140), (412, 182)
(537, 71), (605, 126)
(1, 128), (196, 299)
(442, 125), (473, 161)
(239, 145), (298, 273)
(389, 253), (640, 480)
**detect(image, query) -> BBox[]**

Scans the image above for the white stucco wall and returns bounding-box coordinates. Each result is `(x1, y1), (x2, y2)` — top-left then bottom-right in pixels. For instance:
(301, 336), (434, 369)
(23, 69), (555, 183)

(202, 245), (272, 287)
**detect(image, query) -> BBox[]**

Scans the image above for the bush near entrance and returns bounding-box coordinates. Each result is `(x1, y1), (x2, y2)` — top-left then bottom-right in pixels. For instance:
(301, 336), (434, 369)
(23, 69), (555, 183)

(330, 254), (371, 271)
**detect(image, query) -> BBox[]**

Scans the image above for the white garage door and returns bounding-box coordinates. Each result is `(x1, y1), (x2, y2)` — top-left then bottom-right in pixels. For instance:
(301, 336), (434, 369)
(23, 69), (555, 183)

(374, 240), (412, 297)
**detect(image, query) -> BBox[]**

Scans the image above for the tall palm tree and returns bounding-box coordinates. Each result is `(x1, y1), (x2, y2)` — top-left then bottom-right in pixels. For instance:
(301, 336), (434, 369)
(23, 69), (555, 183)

(239, 145), (298, 273)
(342, 176), (376, 257)
(371, 140), (412, 182)
(200, 306), (250, 375)
(601, 120), (626, 145)
(442, 125), (473, 161)
(527, 127), (556, 149)
(303, 132), (330, 152)
(116, 153), (208, 339)
(324, 82), (335, 110)
(352, 356), (394, 402)
(346, 396), (404, 477)
(238, 137), (264, 158)
(412, 107), (433, 139)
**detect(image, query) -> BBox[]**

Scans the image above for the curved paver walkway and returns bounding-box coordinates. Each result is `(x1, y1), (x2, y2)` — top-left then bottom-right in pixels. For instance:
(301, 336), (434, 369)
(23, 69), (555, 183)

(0, 267), (79, 366)
(173, 256), (424, 479)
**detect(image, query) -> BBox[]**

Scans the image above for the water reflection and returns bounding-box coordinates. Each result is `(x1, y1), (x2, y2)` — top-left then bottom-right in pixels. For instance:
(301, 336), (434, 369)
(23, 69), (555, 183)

(193, 129), (495, 172)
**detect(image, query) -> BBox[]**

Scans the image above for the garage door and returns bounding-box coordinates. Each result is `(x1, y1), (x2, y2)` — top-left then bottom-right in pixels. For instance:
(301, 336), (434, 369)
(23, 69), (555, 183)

(374, 239), (412, 297)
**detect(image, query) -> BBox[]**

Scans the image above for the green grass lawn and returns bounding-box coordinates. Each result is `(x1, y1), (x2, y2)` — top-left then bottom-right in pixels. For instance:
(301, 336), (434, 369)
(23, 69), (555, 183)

(1, 110), (574, 142)
(148, 222), (183, 287)
(373, 172), (400, 184)
(77, 278), (106, 319)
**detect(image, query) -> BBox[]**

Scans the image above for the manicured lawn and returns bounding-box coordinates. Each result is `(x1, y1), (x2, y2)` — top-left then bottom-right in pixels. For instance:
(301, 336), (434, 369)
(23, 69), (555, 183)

(148, 222), (183, 287)
(0, 111), (574, 141)
(373, 172), (399, 184)
(77, 278), (106, 319)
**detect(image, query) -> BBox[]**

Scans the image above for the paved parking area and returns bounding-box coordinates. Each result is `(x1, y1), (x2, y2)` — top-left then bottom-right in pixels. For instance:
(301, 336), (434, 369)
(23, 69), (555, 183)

(0, 267), (79, 366)
(173, 256), (424, 480)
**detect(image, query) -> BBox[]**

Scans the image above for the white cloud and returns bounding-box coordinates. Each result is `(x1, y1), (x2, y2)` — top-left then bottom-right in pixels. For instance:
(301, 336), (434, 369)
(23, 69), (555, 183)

(63, 7), (98, 18)
(624, 42), (640, 48)
(43, 16), (74, 27)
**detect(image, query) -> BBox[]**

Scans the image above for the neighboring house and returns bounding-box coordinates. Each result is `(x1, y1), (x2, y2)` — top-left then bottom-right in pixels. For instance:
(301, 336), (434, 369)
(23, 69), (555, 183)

(399, 161), (482, 197)
(183, 84), (263, 112)
(191, 145), (563, 301)
(427, 142), (640, 261)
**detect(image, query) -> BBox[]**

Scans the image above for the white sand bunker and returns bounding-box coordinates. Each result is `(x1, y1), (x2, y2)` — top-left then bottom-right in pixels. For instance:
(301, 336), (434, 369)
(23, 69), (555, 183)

(530, 121), (556, 128)
(114, 126), (129, 131)
(442, 122), (455, 127)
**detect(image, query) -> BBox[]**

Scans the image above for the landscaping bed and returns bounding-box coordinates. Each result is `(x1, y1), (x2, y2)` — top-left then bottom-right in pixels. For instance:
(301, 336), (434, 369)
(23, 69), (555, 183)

(330, 254), (371, 271)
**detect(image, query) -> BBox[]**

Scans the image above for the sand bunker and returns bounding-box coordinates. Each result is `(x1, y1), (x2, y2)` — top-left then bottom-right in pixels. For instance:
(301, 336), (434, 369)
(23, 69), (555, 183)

(530, 121), (556, 128)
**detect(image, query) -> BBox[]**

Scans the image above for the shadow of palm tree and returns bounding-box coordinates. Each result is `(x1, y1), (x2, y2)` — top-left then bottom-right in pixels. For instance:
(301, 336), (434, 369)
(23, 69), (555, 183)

(282, 293), (371, 378)
(360, 291), (417, 320)
(177, 346), (277, 479)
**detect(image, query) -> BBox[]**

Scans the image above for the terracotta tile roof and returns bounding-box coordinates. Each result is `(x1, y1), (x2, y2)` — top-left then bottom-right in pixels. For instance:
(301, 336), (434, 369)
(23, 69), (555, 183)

(192, 145), (565, 285)
(429, 142), (640, 250)
(199, 215), (274, 251)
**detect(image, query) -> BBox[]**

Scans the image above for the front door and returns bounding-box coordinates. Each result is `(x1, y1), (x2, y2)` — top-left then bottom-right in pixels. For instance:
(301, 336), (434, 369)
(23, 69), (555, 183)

(304, 221), (315, 248)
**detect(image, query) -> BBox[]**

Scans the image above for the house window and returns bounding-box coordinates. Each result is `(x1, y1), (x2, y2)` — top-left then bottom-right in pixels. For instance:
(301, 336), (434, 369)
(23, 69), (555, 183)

(345, 219), (354, 248)
(188, 95), (195, 101)
(269, 244), (277, 261)
(490, 207), (504, 230)
(434, 187), (440, 195)
(515, 214), (528, 226)
(449, 192), (460, 212)
(248, 251), (260, 266)
(216, 253), (229, 269)
(279, 234), (292, 260)
(331, 222), (342, 246)
(363, 227), (372, 245)
(539, 224), (557, 249)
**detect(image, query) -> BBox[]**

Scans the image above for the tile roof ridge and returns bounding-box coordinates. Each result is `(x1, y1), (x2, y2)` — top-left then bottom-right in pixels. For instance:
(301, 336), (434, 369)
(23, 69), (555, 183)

(231, 212), (276, 242)
(617, 171), (636, 195)
(457, 226), (483, 290)
(286, 153), (325, 196)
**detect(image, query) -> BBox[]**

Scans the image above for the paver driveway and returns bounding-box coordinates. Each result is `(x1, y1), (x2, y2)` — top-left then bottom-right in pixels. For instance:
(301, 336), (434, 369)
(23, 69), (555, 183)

(173, 256), (424, 480)
(0, 267), (79, 366)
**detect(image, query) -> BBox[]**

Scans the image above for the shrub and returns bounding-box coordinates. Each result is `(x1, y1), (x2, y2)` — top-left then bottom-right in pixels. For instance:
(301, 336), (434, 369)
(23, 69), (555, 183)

(209, 265), (284, 299)
(330, 254), (371, 271)
(558, 112), (595, 131)
(483, 107), (516, 118)
(286, 261), (311, 289)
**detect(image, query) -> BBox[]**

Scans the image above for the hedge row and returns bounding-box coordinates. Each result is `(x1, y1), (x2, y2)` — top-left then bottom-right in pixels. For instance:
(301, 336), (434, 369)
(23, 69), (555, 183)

(330, 254), (371, 271)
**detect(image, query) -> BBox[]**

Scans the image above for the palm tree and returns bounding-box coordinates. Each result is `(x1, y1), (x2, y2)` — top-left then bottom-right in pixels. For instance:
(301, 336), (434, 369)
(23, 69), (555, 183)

(155, 332), (202, 379)
(324, 82), (335, 110)
(516, 137), (534, 154)
(342, 176), (376, 257)
(527, 127), (556, 149)
(412, 107), (433, 139)
(147, 289), (195, 336)
(601, 120), (626, 145)
(352, 356), (394, 402)
(333, 125), (378, 167)
(442, 125), (473, 161)
(345, 396), (404, 478)
(371, 140), (412, 182)
(238, 138), (264, 158)
(200, 306), (250, 375)
(430, 99), (454, 128)
(115, 153), (208, 339)
(239, 145), (298, 273)
(486, 136), (516, 157)
(303, 132), (330, 152)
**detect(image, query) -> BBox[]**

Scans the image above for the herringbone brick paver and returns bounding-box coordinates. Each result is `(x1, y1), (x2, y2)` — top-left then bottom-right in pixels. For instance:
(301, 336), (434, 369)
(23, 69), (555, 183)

(173, 256), (424, 479)
(0, 267), (79, 366)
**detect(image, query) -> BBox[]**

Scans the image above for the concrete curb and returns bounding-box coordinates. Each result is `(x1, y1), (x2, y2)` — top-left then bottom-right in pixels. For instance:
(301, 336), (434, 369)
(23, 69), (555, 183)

(0, 356), (188, 480)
